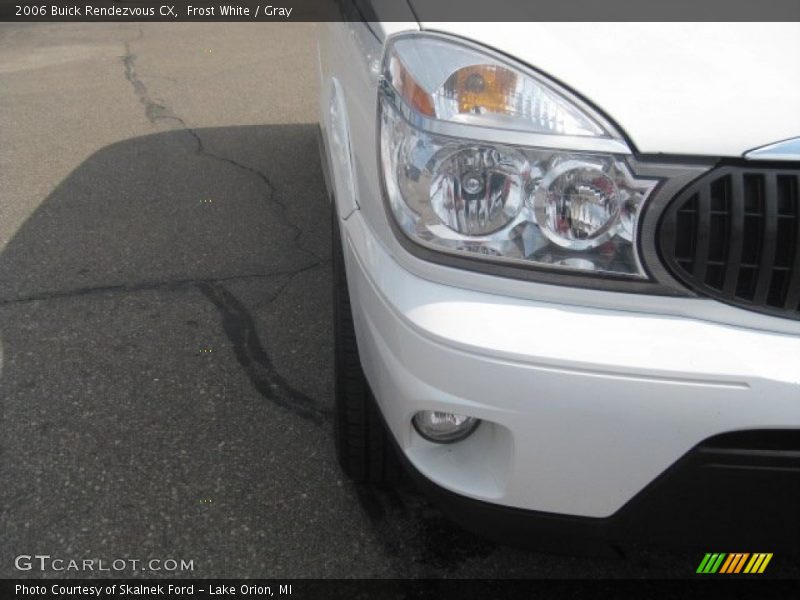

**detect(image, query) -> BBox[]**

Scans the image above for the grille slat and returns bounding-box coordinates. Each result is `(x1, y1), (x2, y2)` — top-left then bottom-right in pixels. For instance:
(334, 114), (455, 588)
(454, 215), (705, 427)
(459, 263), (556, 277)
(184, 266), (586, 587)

(753, 173), (779, 305)
(722, 173), (745, 297)
(784, 176), (800, 311)
(658, 165), (800, 321)
(693, 186), (712, 282)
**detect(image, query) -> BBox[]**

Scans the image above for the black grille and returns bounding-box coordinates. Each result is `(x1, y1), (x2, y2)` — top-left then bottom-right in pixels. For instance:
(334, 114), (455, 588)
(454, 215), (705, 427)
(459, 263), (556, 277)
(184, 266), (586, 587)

(658, 165), (800, 320)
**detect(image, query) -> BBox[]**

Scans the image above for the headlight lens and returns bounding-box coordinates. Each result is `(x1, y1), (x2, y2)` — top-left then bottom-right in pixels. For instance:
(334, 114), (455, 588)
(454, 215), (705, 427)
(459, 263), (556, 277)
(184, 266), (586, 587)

(380, 35), (659, 278)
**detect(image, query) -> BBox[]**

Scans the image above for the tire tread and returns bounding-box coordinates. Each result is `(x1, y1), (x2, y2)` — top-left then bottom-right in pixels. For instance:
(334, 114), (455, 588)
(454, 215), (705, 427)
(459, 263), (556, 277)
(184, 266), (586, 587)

(332, 204), (398, 484)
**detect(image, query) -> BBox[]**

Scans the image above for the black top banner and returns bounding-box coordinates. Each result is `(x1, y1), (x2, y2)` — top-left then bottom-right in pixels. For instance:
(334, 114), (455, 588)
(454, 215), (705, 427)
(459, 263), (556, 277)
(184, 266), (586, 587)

(2, 0), (800, 22)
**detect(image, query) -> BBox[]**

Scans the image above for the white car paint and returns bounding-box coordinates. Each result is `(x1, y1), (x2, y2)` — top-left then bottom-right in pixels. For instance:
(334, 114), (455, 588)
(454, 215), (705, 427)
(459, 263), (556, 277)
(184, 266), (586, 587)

(319, 21), (800, 518)
(341, 201), (800, 516)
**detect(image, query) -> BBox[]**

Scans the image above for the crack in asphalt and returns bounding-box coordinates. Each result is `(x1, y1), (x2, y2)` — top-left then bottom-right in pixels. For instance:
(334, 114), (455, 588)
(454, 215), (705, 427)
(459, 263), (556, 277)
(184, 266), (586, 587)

(197, 280), (329, 425)
(121, 26), (330, 425)
(121, 31), (322, 265)
(255, 262), (322, 308)
(0, 267), (326, 306)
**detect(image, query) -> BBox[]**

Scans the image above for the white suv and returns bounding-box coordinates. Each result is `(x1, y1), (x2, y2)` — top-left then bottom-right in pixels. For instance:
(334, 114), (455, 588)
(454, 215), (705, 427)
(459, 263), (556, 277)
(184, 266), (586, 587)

(318, 20), (800, 549)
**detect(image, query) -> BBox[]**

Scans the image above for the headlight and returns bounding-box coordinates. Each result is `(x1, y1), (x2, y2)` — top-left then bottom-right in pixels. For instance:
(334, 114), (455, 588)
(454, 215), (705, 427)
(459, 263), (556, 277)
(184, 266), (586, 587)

(379, 34), (659, 278)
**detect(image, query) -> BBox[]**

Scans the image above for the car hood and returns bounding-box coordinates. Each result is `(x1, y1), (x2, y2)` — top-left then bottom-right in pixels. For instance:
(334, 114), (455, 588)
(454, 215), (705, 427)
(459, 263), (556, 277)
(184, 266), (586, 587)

(417, 22), (800, 157)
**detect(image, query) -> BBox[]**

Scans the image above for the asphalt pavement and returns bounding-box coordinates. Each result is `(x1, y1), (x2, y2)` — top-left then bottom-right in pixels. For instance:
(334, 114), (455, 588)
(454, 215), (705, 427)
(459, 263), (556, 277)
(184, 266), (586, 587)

(1, 22), (798, 579)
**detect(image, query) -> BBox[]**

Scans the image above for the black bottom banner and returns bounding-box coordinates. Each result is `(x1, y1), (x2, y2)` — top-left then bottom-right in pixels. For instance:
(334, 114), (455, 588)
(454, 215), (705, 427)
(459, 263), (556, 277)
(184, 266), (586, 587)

(2, 579), (797, 600)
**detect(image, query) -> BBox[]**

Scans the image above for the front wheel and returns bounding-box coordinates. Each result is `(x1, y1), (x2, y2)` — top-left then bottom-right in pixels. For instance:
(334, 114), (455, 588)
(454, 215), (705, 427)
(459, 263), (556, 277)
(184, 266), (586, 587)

(331, 202), (398, 484)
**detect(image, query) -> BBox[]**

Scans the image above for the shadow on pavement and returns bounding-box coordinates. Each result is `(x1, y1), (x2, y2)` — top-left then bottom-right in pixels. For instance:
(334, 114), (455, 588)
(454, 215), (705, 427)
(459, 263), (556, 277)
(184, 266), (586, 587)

(0, 124), (327, 299)
(0, 123), (498, 577)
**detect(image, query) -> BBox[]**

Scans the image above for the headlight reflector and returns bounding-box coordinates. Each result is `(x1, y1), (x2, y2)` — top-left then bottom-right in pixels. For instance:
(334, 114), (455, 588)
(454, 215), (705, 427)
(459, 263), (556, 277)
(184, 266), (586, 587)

(535, 160), (621, 250)
(429, 145), (526, 235)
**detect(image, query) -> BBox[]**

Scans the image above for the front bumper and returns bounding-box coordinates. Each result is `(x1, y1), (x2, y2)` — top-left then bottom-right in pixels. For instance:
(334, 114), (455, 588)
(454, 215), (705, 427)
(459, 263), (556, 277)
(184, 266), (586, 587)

(394, 425), (800, 551)
(339, 209), (800, 543)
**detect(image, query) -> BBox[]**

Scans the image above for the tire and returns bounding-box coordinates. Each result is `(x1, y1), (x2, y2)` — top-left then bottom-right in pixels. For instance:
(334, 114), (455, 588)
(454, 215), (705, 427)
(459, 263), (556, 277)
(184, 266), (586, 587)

(331, 202), (398, 484)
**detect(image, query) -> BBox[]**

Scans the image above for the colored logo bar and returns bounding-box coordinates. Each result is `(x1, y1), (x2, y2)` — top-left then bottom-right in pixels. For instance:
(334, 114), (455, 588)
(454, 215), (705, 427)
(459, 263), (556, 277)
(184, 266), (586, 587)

(696, 553), (773, 574)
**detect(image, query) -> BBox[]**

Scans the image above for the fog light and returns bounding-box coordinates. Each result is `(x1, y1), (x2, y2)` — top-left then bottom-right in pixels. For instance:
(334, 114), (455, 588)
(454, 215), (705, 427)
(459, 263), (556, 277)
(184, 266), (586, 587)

(412, 410), (480, 444)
